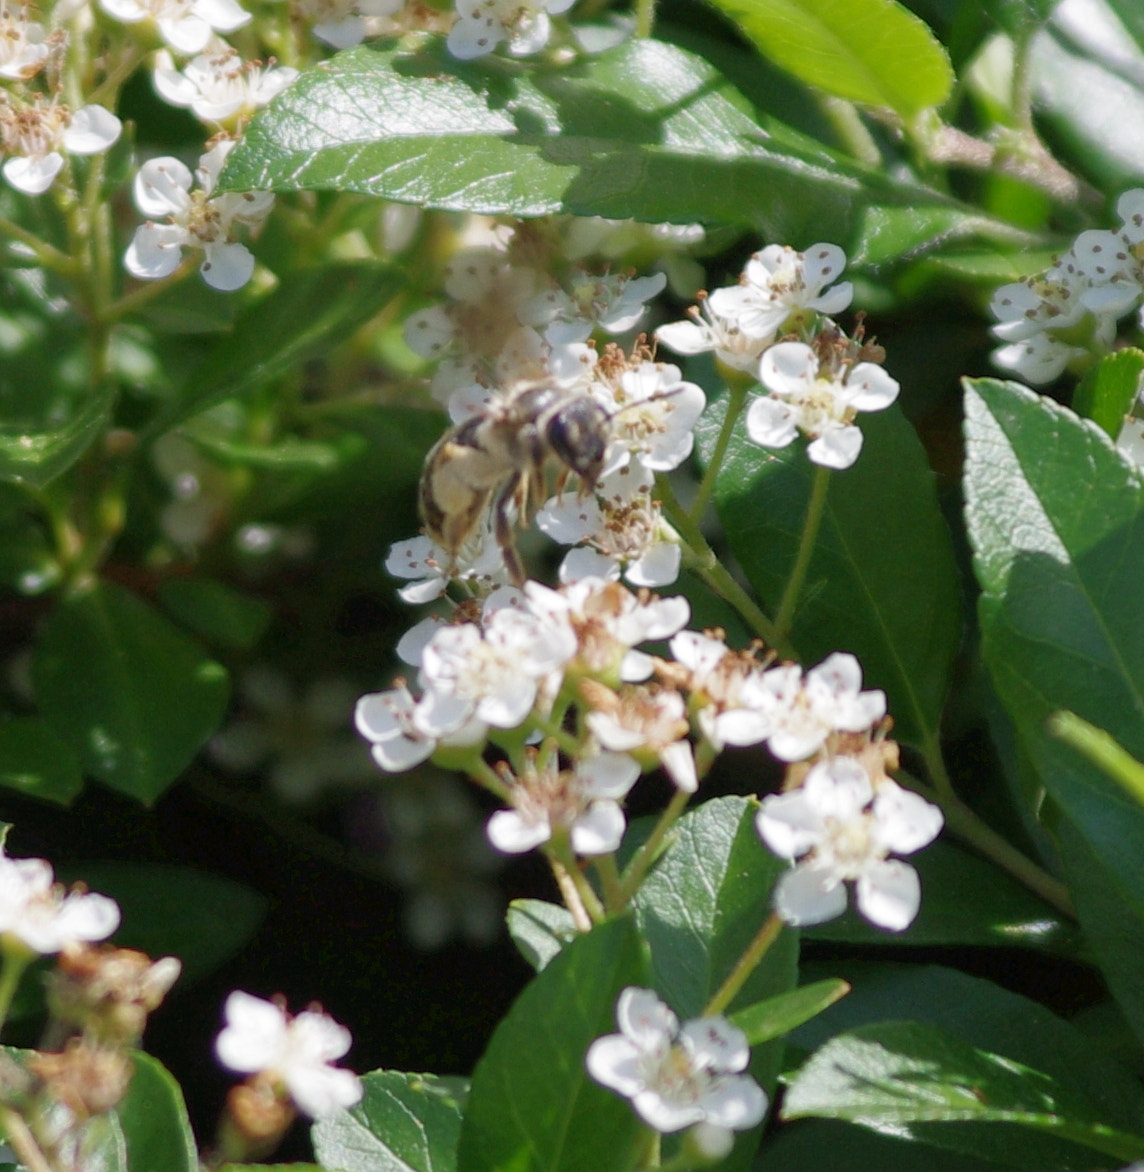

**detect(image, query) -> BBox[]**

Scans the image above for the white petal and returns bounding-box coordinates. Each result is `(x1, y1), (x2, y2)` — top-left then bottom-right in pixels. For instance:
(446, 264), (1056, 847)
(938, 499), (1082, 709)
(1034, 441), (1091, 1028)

(871, 782), (943, 855)
(134, 157), (192, 217)
(216, 991), (287, 1072)
(570, 801), (626, 855)
(200, 241), (255, 291)
(313, 15), (367, 47)
(745, 396), (798, 449)
(772, 862), (849, 926)
(756, 791), (823, 859)
(759, 340), (817, 395)
(4, 153), (63, 195)
(655, 319), (710, 355)
(698, 1075), (768, 1130)
(660, 740), (697, 793)
(125, 222), (186, 280)
(487, 809), (551, 853)
(807, 425), (863, 469)
(193, 0), (251, 31)
(846, 362), (900, 412)
(447, 15), (503, 59)
(579, 752), (640, 799)
(64, 105), (122, 153)
(560, 546), (621, 584)
(157, 13), (212, 52)
(625, 542), (680, 588)
(585, 1034), (645, 1096)
(856, 859), (921, 931)
(287, 1064), (362, 1117)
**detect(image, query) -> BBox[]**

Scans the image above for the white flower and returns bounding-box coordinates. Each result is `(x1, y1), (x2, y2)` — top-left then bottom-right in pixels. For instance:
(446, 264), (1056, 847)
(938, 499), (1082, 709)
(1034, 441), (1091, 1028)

(990, 267), (1086, 344)
(599, 361), (706, 475)
(417, 606), (575, 734)
(153, 48), (297, 126)
(125, 140), (273, 291)
(756, 757), (943, 931)
(385, 531), (508, 603)
(0, 849), (120, 955)
(446, 0), (575, 59)
(294, 0), (404, 47)
(486, 752), (640, 855)
(0, 101), (121, 196)
(991, 332), (1084, 386)
(355, 682), (487, 772)
(749, 651), (886, 763)
(587, 988), (767, 1134)
(708, 243), (852, 341)
(519, 270), (667, 345)
(584, 683), (696, 792)
(539, 466), (681, 589)
(656, 293), (772, 373)
(523, 578), (690, 682)
(0, 5), (49, 80)
(215, 991), (362, 1118)
(748, 341), (898, 469)
(100, 0), (249, 54)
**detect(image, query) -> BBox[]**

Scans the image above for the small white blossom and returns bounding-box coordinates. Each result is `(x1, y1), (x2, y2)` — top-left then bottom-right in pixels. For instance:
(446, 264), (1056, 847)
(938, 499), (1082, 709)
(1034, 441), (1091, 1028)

(447, 0), (575, 59)
(355, 682), (486, 772)
(216, 991), (362, 1118)
(584, 683), (696, 792)
(153, 47), (297, 126)
(519, 270), (667, 345)
(709, 243), (852, 342)
(656, 293), (772, 373)
(587, 987), (767, 1134)
(991, 331), (1086, 385)
(0, 100), (121, 196)
(0, 5), (49, 80)
(125, 140), (273, 291)
(385, 531), (508, 603)
(749, 652), (886, 763)
(756, 757), (942, 930)
(295, 0), (404, 47)
(100, 0), (249, 54)
(748, 341), (898, 469)
(0, 848), (120, 955)
(599, 361), (706, 475)
(486, 752), (640, 855)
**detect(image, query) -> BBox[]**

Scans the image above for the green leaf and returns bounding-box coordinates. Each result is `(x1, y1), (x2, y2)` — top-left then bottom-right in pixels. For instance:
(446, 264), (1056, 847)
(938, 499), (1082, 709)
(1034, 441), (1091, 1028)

(116, 1052), (198, 1172)
(457, 916), (649, 1172)
(963, 377), (1144, 1044)
(222, 38), (1014, 258)
(31, 582), (229, 803)
(1071, 348), (1144, 440)
(164, 262), (404, 429)
(505, 899), (578, 972)
(62, 862), (266, 984)
(312, 1070), (465, 1172)
(703, 0), (953, 116)
(699, 396), (962, 750)
(783, 1021), (1144, 1166)
(730, 979), (850, 1045)
(0, 717), (83, 804)
(633, 796), (796, 1020)
(803, 839), (1082, 957)
(158, 577), (273, 651)
(0, 390), (112, 489)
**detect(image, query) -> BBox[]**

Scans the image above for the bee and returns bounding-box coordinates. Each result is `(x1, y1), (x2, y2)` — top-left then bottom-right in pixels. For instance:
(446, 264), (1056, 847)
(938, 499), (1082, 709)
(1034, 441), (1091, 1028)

(419, 382), (612, 585)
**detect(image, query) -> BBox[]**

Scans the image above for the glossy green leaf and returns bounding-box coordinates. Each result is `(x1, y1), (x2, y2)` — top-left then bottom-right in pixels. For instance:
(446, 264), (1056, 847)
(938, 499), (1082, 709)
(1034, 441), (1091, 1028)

(505, 898), (578, 972)
(164, 262), (404, 429)
(0, 390), (112, 489)
(699, 396), (962, 750)
(730, 979), (850, 1045)
(312, 1070), (465, 1172)
(64, 862), (267, 984)
(158, 577), (273, 651)
(457, 916), (648, 1172)
(963, 377), (1144, 1044)
(783, 1021), (1144, 1166)
(1072, 348), (1144, 440)
(803, 839), (1082, 957)
(0, 717), (83, 804)
(221, 38), (1014, 258)
(633, 796), (796, 1020)
(32, 581), (230, 803)
(704, 0), (953, 116)
(116, 1052), (198, 1172)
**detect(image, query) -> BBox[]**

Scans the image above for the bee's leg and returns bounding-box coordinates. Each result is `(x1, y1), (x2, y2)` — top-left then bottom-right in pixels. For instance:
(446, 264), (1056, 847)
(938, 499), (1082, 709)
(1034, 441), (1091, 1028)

(493, 476), (526, 585)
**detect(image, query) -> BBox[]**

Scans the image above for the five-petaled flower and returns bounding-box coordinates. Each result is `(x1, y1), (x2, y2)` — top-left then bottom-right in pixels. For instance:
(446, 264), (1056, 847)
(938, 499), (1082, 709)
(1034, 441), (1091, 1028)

(587, 987), (767, 1137)
(215, 990), (363, 1119)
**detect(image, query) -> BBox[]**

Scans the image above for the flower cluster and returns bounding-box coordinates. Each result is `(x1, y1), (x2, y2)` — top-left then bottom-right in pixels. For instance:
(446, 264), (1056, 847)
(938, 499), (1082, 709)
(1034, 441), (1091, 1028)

(990, 189), (1144, 385)
(658, 244), (898, 469)
(587, 987), (767, 1141)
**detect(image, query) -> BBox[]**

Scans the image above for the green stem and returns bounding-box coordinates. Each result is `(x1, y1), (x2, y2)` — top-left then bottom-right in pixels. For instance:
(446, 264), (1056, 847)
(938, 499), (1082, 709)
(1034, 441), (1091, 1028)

(619, 787), (690, 904)
(0, 214), (76, 275)
(549, 842), (605, 927)
(0, 943), (33, 1035)
(922, 727), (954, 802)
(816, 95), (882, 167)
(469, 757), (512, 802)
(105, 258), (196, 322)
(704, 912), (784, 1017)
(634, 0), (655, 37)
(528, 713), (581, 759)
(907, 775), (1074, 918)
(774, 464), (830, 640)
(593, 852), (625, 914)
(658, 476), (789, 655)
(688, 383), (748, 525)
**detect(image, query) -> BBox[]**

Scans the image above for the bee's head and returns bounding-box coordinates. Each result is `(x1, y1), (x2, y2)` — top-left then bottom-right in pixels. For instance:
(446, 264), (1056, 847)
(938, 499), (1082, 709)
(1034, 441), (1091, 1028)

(546, 398), (610, 485)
